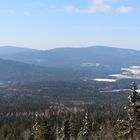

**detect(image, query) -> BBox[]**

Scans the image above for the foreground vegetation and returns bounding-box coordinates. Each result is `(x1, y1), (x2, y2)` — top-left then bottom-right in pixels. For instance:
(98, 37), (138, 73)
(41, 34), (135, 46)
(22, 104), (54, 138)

(0, 80), (139, 139)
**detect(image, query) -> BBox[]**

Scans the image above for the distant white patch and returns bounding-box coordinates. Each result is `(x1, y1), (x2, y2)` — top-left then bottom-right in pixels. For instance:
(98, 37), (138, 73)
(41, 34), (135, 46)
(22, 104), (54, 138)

(110, 74), (132, 79)
(101, 89), (140, 93)
(130, 66), (140, 69)
(80, 62), (100, 67)
(110, 66), (140, 79)
(95, 63), (100, 67)
(93, 78), (116, 82)
(100, 89), (130, 93)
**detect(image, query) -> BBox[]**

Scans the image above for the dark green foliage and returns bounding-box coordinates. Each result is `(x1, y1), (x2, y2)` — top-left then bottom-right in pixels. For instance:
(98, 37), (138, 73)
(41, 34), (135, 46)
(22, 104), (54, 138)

(115, 82), (140, 140)
(78, 113), (92, 140)
(70, 116), (82, 140)
(61, 119), (71, 140)
(0, 80), (139, 139)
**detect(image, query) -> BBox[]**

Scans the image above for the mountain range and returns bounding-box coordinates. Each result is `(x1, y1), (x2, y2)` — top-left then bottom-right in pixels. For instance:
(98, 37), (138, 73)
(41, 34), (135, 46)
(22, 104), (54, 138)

(1, 46), (140, 68)
(0, 46), (140, 82)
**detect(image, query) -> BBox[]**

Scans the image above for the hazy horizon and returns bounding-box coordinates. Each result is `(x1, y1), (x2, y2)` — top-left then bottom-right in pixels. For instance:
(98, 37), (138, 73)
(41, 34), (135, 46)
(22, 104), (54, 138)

(0, 0), (140, 50)
(1, 45), (140, 51)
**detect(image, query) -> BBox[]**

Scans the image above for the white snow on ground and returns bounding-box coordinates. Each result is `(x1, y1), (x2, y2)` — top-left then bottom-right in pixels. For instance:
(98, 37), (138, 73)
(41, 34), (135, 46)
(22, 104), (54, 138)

(93, 78), (116, 82)
(110, 66), (140, 79)
(93, 66), (140, 84)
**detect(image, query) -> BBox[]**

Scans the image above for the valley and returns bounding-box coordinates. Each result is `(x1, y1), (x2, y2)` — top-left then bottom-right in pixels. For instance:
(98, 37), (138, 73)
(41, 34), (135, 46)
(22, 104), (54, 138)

(0, 46), (140, 139)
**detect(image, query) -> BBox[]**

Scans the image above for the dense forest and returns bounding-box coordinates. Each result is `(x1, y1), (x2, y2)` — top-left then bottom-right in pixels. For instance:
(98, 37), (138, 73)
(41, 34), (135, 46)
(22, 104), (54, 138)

(0, 80), (139, 139)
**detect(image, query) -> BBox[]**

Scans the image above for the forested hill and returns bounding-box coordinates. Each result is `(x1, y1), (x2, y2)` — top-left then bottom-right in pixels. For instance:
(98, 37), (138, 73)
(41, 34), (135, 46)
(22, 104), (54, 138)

(1, 46), (140, 82)
(0, 58), (78, 82)
(0, 58), (117, 82)
(0, 46), (140, 67)
(0, 58), (49, 82)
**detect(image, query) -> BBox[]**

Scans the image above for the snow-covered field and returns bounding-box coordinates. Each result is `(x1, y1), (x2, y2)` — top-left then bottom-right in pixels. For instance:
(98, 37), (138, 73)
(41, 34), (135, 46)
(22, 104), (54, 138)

(93, 66), (140, 82)
(110, 66), (140, 79)
(93, 78), (116, 82)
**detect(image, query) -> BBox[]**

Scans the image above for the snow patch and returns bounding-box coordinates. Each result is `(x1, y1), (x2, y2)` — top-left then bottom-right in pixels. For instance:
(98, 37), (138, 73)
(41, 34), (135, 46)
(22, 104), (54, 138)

(80, 62), (100, 67)
(110, 65), (140, 79)
(93, 78), (116, 82)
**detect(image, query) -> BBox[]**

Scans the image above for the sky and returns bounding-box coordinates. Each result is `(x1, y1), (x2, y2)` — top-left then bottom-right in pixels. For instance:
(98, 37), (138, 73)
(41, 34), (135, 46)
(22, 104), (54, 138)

(0, 0), (140, 50)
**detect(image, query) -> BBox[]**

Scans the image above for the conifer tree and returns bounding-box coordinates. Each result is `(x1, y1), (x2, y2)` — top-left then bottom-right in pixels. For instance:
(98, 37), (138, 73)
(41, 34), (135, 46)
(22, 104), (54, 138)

(78, 113), (91, 140)
(55, 125), (63, 140)
(31, 113), (45, 140)
(61, 118), (71, 140)
(70, 117), (80, 140)
(43, 122), (54, 140)
(116, 82), (140, 140)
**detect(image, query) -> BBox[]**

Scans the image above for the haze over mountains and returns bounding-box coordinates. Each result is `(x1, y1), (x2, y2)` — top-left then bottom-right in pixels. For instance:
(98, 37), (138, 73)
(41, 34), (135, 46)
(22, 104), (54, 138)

(0, 46), (140, 82)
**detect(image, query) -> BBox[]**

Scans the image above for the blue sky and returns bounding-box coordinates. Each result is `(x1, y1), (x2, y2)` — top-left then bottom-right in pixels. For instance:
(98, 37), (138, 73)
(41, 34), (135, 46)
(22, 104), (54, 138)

(0, 0), (140, 50)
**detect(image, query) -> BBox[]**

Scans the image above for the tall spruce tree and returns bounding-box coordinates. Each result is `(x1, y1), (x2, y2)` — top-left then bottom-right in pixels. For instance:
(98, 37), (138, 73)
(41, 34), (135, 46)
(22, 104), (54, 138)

(116, 82), (140, 140)
(61, 119), (71, 140)
(31, 113), (45, 140)
(78, 113), (91, 140)
(70, 116), (80, 140)
(55, 125), (63, 140)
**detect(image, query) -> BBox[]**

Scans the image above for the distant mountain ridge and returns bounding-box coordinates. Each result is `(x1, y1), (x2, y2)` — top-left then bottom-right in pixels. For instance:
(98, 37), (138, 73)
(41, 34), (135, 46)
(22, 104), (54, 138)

(0, 46), (140, 68)
(0, 46), (37, 54)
